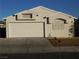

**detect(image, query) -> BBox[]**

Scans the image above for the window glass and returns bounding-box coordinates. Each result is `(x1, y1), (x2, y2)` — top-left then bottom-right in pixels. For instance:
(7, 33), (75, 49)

(22, 13), (32, 18)
(52, 20), (64, 30)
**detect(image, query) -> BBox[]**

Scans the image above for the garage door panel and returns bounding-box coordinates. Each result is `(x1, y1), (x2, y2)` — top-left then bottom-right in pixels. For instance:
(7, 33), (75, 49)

(8, 22), (44, 37)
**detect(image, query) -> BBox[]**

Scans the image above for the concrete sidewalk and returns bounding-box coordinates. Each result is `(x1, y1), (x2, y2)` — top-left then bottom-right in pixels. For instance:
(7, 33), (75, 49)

(0, 38), (79, 54)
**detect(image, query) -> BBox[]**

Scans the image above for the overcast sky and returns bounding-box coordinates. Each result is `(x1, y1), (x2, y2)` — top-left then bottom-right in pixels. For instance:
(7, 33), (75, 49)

(0, 0), (79, 20)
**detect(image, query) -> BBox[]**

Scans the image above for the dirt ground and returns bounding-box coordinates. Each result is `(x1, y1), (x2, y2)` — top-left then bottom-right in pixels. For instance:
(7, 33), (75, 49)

(47, 37), (79, 46)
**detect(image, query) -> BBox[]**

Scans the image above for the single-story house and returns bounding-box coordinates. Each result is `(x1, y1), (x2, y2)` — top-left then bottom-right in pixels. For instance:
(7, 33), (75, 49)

(3, 6), (77, 38)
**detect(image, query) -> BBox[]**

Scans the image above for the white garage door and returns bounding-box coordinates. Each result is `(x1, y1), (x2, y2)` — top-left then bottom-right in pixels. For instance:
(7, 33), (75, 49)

(8, 22), (44, 38)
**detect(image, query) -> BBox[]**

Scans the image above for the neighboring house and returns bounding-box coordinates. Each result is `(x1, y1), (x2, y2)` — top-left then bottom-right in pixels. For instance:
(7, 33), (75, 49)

(0, 21), (6, 38)
(0, 21), (5, 28)
(75, 18), (79, 37)
(4, 6), (77, 38)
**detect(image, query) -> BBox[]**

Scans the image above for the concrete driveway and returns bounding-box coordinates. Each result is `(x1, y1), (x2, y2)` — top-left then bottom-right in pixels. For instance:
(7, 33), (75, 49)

(0, 38), (79, 54)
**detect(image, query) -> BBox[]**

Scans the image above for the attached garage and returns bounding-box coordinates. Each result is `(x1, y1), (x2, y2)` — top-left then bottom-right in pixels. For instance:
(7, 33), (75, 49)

(7, 22), (45, 38)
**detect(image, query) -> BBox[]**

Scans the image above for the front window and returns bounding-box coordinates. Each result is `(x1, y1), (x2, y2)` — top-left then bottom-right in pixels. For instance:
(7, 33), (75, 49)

(22, 13), (32, 18)
(52, 20), (64, 30)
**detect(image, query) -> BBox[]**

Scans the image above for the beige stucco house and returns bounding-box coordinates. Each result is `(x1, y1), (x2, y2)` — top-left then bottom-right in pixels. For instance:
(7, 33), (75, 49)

(4, 6), (77, 38)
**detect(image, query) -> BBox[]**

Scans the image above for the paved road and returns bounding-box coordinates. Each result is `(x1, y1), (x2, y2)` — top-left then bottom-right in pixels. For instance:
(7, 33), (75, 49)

(0, 38), (79, 54)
